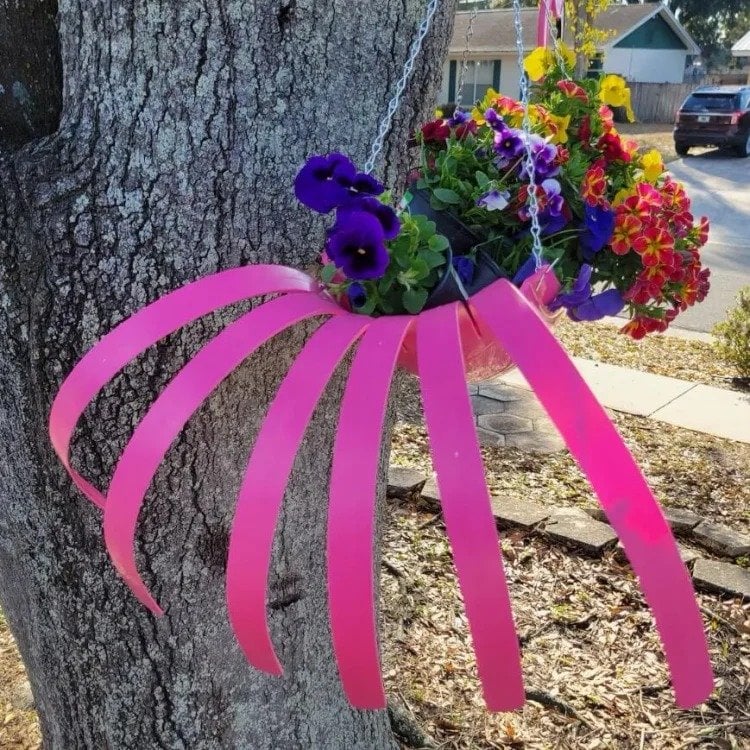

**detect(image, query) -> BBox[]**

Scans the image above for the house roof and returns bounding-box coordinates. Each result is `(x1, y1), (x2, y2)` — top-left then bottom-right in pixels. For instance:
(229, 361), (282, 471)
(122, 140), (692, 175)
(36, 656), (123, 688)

(449, 3), (699, 57)
(731, 30), (750, 57)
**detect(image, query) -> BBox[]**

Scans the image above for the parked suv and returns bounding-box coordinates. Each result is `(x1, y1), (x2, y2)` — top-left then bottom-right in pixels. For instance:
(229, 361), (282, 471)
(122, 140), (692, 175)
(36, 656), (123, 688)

(674, 85), (750, 158)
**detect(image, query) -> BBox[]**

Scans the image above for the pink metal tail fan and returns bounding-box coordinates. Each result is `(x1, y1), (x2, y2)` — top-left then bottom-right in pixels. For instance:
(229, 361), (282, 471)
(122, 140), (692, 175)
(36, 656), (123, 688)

(49, 263), (713, 712)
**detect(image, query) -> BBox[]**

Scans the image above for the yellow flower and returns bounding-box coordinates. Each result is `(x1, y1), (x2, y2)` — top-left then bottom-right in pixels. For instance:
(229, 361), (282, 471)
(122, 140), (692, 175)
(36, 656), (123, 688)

(434, 108), (444, 119)
(641, 149), (663, 183)
(612, 187), (634, 207)
(599, 75), (628, 107)
(524, 47), (554, 82)
(471, 88), (500, 124)
(556, 42), (577, 71)
(546, 113), (571, 144)
(623, 88), (636, 123)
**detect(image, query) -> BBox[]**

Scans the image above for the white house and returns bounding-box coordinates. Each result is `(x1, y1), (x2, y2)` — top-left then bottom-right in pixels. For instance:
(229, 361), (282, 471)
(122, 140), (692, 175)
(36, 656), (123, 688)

(731, 30), (750, 84)
(439, 4), (700, 105)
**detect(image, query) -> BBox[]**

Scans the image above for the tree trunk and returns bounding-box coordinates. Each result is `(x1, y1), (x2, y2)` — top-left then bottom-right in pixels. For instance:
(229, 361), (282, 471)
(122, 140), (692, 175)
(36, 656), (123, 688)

(0, 1), (457, 747)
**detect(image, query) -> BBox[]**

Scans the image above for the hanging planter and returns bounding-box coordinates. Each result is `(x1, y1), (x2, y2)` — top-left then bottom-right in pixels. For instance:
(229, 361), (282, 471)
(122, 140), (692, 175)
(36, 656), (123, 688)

(47, 1), (716, 719)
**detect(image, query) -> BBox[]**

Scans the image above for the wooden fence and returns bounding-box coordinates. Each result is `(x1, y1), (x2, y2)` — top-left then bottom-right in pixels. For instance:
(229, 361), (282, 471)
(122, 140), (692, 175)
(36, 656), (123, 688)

(628, 82), (695, 124)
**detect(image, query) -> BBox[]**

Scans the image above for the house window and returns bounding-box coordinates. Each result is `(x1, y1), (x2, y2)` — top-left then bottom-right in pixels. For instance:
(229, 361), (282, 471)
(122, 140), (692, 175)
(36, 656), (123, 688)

(448, 60), (501, 104)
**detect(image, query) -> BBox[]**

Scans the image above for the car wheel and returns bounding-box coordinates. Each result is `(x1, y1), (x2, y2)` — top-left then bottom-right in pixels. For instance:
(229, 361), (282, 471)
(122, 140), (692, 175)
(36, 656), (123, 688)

(734, 132), (750, 158)
(675, 143), (690, 157)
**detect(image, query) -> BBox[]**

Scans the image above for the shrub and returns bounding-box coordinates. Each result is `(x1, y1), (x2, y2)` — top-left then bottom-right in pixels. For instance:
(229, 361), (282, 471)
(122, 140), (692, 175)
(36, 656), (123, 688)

(713, 286), (750, 379)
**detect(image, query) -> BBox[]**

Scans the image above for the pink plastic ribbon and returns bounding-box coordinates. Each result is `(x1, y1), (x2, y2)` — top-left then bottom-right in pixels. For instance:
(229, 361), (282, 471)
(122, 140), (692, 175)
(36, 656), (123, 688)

(103, 293), (344, 615)
(417, 303), (525, 712)
(226, 314), (370, 675)
(470, 279), (713, 708)
(327, 315), (413, 709)
(49, 265), (317, 508)
(537, 0), (564, 48)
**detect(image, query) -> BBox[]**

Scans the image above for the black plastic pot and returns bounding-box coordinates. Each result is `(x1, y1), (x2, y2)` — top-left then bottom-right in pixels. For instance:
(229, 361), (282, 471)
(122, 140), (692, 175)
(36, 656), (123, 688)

(407, 188), (508, 309)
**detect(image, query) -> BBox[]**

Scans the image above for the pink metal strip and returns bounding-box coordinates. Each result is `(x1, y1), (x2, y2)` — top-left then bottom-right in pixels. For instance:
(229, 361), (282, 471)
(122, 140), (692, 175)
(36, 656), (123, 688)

(471, 279), (714, 708)
(327, 315), (413, 710)
(417, 303), (525, 712)
(103, 293), (343, 614)
(227, 314), (370, 675)
(49, 265), (317, 508)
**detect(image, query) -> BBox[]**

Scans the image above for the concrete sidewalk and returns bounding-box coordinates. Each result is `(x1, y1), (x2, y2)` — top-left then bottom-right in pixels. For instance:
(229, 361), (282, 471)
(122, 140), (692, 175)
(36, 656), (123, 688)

(495, 357), (750, 445)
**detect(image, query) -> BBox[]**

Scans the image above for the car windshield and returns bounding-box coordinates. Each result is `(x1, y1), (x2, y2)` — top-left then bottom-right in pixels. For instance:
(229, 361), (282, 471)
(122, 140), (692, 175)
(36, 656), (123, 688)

(682, 93), (739, 112)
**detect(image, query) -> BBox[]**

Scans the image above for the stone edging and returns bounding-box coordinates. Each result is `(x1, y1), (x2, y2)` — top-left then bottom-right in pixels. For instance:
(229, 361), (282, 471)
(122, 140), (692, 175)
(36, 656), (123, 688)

(388, 466), (750, 600)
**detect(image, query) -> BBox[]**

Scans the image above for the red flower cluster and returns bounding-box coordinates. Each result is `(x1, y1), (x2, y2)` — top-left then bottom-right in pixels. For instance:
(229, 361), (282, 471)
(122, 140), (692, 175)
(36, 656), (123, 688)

(615, 181), (710, 336)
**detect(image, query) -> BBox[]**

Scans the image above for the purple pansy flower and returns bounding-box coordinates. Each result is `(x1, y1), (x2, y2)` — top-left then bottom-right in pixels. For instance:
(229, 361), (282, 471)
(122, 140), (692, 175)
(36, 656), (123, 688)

(513, 255), (537, 285)
(484, 108), (505, 131)
(294, 153), (383, 214)
(569, 289), (625, 321)
(338, 196), (400, 240)
(580, 203), (616, 259)
(493, 126), (525, 161)
(326, 211), (390, 280)
(452, 255), (474, 285)
(550, 264), (593, 311)
(476, 189), (510, 212)
(519, 134), (559, 182)
(347, 282), (368, 309)
(448, 109), (471, 126)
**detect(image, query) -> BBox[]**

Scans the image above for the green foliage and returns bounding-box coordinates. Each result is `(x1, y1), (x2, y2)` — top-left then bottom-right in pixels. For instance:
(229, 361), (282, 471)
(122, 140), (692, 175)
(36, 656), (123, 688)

(712, 287), (750, 379)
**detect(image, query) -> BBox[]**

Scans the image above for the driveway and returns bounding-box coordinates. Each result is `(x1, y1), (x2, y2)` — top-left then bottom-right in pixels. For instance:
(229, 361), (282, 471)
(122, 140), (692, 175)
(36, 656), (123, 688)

(666, 150), (750, 332)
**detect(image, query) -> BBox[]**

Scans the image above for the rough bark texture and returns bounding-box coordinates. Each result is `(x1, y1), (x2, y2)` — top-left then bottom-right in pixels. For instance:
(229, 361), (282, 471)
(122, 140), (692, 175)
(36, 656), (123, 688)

(0, 1), (457, 747)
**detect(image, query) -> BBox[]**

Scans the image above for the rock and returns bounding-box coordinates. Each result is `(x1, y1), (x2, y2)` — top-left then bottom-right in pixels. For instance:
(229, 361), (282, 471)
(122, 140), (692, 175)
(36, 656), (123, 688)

(476, 428), (506, 447)
(692, 522), (750, 558)
(692, 559), (750, 599)
(477, 383), (524, 402)
(10, 680), (34, 711)
(471, 394), (507, 416)
(585, 507), (606, 522)
(613, 541), (700, 566)
(490, 496), (550, 529)
(504, 431), (566, 454)
(544, 508), (617, 555)
(663, 507), (702, 535)
(420, 477), (441, 503)
(387, 466), (427, 499)
(477, 413), (533, 434)
(503, 398), (548, 421)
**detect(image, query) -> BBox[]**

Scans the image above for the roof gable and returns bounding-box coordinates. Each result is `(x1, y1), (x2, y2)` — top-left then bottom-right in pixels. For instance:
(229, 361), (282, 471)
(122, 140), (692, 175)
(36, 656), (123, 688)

(614, 14), (687, 51)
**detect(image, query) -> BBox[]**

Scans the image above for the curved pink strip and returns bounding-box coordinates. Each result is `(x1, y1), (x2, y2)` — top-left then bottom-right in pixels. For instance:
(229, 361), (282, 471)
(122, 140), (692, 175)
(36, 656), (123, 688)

(103, 293), (344, 615)
(327, 315), (413, 710)
(49, 265), (317, 508)
(417, 303), (525, 712)
(537, 0), (551, 48)
(227, 314), (370, 675)
(471, 279), (714, 708)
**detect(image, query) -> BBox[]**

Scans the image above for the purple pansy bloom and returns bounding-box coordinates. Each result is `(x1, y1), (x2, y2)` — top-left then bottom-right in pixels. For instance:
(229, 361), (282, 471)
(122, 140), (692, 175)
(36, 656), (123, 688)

(347, 282), (368, 309)
(513, 255), (537, 285)
(338, 196), (400, 240)
(519, 134), (559, 181)
(326, 211), (390, 280)
(476, 189), (510, 212)
(493, 126), (525, 161)
(550, 264), (593, 311)
(452, 255), (474, 285)
(294, 153), (383, 214)
(448, 109), (471, 126)
(569, 289), (625, 321)
(580, 203), (616, 259)
(484, 108), (505, 131)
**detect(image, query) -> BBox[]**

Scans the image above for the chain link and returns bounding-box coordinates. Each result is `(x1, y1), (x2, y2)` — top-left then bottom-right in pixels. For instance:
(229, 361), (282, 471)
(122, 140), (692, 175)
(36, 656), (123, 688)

(512, 0), (545, 268)
(542, 1), (570, 77)
(363, 0), (440, 175)
(455, 5), (479, 109)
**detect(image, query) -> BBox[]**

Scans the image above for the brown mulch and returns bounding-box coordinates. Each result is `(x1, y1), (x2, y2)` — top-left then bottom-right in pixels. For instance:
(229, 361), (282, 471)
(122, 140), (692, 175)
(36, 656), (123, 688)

(555, 318), (741, 393)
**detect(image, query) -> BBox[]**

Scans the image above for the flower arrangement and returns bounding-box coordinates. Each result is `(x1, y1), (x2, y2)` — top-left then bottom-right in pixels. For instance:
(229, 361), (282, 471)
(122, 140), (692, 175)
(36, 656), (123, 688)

(294, 45), (710, 337)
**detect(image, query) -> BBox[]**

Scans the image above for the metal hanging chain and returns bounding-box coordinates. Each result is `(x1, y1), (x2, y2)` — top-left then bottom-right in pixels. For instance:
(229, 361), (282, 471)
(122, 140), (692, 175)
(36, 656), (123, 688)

(542, 1), (570, 77)
(513, 0), (545, 268)
(455, 5), (479, 109)
(364, 0), (440, 175)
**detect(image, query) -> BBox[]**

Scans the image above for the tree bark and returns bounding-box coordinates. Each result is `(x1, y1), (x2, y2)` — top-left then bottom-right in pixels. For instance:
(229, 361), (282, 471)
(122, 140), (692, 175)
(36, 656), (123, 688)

(0, 1), (457, 747)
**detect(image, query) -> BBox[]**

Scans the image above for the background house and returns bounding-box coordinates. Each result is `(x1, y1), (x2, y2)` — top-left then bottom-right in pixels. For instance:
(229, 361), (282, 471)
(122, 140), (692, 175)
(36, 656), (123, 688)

(731, 31), (750, 84)
(439, 4), (700, 105)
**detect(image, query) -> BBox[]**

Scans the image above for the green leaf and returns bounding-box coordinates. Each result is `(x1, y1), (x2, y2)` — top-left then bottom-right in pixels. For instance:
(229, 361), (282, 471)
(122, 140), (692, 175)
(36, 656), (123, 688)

(402, 287), (429, 314)
(475, 170), (490, 188)
(420, 250), (448, 269)
(357, 296), (377, 316)
(433, 188), (461, 205)
(320, 264), (338, 283)
(428, 234), (450, 253)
